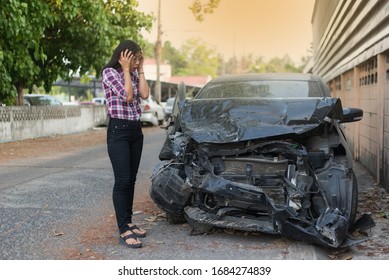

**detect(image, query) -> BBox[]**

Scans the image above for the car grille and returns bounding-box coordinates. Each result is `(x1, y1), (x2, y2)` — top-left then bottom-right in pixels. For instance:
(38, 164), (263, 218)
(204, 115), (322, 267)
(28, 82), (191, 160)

(212, 157), (288, 205)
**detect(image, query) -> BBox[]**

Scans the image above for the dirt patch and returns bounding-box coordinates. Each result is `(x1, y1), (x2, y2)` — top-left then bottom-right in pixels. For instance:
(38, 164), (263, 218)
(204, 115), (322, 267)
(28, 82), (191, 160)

(60, 212), (117, 260)
(358, 185), (389, 215)
(59, 185), (162, 260)
(0, 129), (107, 163)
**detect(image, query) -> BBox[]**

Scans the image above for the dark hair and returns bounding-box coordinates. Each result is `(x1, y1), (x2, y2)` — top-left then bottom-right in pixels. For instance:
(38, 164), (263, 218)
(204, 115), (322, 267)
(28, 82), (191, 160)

(103, 40), (141, 70)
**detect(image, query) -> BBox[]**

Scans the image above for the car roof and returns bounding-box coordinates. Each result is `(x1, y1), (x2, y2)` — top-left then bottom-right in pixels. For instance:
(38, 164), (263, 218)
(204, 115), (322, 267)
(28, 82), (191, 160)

(209, 73), (322, 83)
(25, 94), (44, 97)
(195, 73), (330, 99)
(24, 94), (55, 97)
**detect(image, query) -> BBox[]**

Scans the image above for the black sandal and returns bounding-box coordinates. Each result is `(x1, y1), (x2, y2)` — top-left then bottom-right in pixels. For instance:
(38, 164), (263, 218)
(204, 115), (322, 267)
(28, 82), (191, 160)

(128, 224), (146, 238)
(119, 233), (143, 248)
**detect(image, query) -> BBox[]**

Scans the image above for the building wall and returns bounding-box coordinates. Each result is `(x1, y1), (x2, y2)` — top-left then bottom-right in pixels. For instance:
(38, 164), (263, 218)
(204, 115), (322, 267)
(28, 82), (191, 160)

(311, 0), (339, 52)
(357, 56), (381, 177)
(0, 106), (107, 143)
(383, 52), (389, 190)
(143, 59), (172, 82)
(311, 0), (389, 191)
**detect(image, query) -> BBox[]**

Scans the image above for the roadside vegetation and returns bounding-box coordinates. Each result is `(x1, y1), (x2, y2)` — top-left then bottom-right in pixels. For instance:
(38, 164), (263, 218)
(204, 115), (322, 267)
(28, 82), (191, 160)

(0, 0), (152, 105)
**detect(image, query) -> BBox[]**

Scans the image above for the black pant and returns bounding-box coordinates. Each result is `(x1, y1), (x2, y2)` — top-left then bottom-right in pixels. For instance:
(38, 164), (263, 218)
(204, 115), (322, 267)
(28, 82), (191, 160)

(107, 118), (144, 234)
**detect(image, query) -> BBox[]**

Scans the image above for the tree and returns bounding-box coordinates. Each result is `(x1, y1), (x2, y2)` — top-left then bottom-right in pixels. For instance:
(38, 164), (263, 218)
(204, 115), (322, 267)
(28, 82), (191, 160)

(159, 38), (305, 77)
(223, 53), (305, 74)
(187, 1), (312, 74)
(179, 38), (219, 77)
(142, 40), (156, 58)
(224, 56), (239, 74)
(265, 55), (301, 73)
(0, 0), (52, 105)
(162, 41), (187, 75)
(103, 0), (153, 54)
(189, 0), (221, 22)
(0, 0), (152, 105)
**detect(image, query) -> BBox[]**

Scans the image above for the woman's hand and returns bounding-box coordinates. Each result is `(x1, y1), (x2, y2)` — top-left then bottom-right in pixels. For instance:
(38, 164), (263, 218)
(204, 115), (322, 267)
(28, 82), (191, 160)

(118, 50), (134, 102)
(119, 50), (133, 71)
(135, 51), (144, 73)
(137, 51), (149, 100)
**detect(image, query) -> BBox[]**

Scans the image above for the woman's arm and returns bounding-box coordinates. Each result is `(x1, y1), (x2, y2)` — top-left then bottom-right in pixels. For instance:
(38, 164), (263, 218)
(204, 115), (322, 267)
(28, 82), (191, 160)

(137, 53), (150, 99)
(119, 50), (134, 102)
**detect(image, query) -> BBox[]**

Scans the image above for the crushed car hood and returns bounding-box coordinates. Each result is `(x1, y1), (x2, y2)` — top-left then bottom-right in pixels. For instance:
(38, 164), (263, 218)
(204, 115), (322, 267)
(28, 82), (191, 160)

(180, 98), (344, 143)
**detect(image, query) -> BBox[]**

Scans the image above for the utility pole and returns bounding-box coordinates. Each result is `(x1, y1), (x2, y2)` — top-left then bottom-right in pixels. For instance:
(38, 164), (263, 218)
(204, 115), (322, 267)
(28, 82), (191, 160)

(154, 0), (162, 102)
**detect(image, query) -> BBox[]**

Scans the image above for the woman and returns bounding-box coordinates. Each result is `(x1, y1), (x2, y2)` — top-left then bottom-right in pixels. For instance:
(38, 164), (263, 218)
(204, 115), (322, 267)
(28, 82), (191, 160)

(102, 40), (149, 248)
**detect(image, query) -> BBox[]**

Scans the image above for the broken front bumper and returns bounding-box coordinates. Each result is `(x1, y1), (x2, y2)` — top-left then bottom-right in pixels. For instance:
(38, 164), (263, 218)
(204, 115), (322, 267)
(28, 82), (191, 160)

(151, 163), (364, 248)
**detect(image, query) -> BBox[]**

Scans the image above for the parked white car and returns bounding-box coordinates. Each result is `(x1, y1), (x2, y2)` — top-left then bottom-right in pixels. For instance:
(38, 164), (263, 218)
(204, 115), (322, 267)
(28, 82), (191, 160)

(92, 97), (107, 105)
(140, 95), (165, 126)
(163, 97), (175, 121)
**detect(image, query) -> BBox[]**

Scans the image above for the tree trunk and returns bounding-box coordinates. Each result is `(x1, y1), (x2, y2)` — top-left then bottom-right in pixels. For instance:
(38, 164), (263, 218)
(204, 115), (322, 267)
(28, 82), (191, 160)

(16, 84), (24, 106)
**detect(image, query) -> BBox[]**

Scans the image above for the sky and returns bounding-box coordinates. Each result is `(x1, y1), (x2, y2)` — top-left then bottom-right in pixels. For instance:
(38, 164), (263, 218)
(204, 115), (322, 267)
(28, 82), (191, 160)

(136, 0), (315, 64)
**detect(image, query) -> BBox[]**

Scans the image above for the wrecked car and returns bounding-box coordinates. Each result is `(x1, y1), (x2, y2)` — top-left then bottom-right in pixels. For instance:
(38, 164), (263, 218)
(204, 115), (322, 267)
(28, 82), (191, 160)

(150, 73), (365, 248)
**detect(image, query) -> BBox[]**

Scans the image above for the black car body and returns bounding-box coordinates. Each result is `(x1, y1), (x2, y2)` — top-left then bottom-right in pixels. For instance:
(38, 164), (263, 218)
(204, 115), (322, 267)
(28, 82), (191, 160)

(150, 73), (364, 248)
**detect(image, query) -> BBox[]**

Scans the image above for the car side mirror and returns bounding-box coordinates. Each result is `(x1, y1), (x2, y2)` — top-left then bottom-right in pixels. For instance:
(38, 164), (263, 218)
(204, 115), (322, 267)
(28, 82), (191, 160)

(340, 107), (363, 123)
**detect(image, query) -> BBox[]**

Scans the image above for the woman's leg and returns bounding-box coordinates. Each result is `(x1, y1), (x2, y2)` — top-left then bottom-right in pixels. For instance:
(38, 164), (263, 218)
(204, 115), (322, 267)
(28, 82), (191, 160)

(108, 131), (142, 247)
(108, 130), (132, 234)
(107, 120), (145, 245)
(125, 130), (146, 237)
(126, 131), (144, 223)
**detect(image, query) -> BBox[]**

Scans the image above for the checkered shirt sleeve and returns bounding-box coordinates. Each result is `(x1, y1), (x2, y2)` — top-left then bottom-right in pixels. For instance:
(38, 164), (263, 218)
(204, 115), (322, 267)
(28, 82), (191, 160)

(102, 67), (142, 121)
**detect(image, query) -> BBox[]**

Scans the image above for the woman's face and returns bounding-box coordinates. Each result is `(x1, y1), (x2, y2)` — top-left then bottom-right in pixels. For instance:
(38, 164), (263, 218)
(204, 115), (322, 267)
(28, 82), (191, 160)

(130, 51), (143, 72)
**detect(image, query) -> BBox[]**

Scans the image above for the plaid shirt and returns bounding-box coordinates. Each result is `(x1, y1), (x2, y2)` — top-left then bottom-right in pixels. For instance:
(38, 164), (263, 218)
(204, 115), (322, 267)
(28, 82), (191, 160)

(102, 67), (142, 121)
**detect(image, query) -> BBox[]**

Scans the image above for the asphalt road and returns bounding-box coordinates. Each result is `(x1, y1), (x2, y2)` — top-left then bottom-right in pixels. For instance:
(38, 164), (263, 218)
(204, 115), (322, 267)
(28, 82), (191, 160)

(0, 126), (388, 260)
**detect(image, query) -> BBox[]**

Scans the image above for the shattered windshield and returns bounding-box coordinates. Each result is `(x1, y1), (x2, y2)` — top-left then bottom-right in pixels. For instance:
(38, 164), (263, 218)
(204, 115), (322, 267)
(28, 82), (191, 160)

(196, 80), (325, 99)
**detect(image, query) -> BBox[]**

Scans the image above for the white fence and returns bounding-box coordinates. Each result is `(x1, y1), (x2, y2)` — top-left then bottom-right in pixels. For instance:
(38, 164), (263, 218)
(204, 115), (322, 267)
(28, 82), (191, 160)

(0, 105), (107, 143)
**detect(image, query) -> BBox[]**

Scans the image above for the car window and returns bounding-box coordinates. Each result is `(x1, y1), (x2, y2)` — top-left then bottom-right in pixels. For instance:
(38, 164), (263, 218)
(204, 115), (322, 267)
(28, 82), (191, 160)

(47, 96), (62, 105)
(30, 96), (51, 105)
(196, 80), (324, 99)
(92, 98), (106, 104)
(24, 95), (62, 105)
